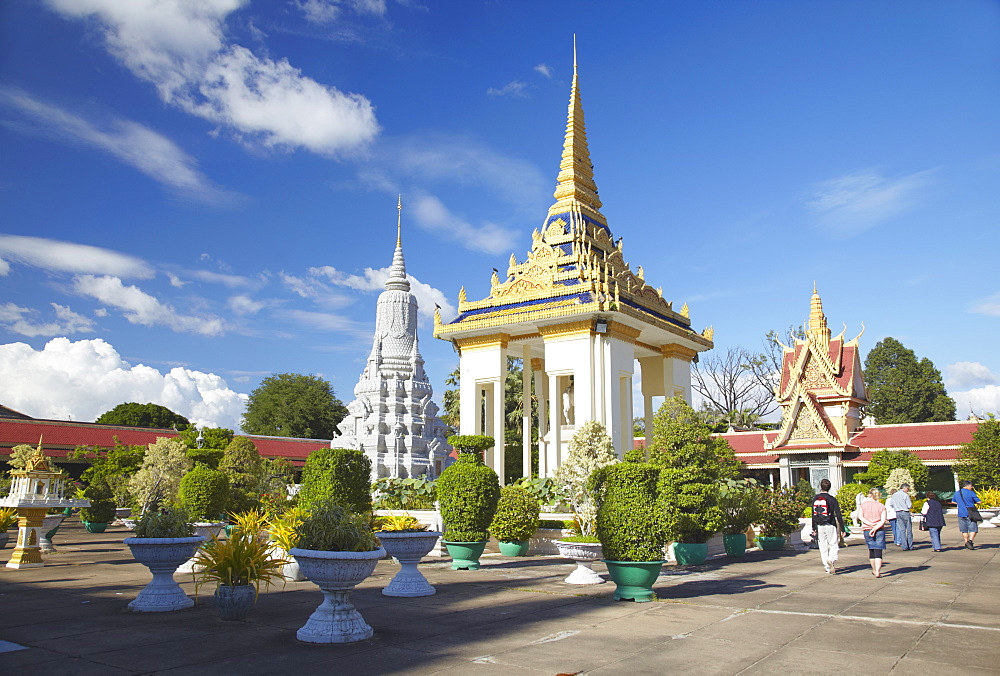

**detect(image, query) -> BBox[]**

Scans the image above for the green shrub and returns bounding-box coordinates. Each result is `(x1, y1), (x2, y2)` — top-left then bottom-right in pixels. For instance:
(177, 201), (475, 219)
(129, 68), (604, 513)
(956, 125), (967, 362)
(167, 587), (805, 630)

(79, 499), (117, 523)
(296, 500), (379, 552)
(757, 486), (804, 537)
(178, 465), (230, 522)
(538, 519), (575, 530)
(512, 476), (567, 508)
(185, 448), (224, 468)
(835, 482), (872, 509)
(298, 448), (372, 513)
(718, 479), (763, 535)
(589, 461), (666, 561)
(490, 485), (540, 542)
(437, 453), (500, 542)
(134, 509), (194, 538)
(446, 435), (495, 455)
(373, 476), (436, 510)
(910, 498), (926, 513)
(622, 448), (646, 463)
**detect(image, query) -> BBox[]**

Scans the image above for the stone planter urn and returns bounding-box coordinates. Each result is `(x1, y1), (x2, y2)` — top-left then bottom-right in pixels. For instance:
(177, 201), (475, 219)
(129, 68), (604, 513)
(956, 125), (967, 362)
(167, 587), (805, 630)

(375, 531), (442, 597)
(976, 510), (997, 528)
(291, 546), (385, 643)
(124, 535), (207, 612)
(215, 584), (256, 621)
(176, 522), (226, 574)
(39, 514), (65, 553)
(554, 540), (605, 585)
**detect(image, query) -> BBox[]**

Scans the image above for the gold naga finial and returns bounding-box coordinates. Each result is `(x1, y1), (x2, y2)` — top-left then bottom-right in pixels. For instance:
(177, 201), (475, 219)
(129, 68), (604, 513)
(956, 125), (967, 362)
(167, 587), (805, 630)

(703, 326), (715, 341)
(847, 321), (866, 346)
(458, 286), (467, 304)
(433, 305), (441, 326)
(509, 253), (517, 269)
(680, 302), (690, 319)
(546, 36), (607, 227)
(636, 265), (644, 282)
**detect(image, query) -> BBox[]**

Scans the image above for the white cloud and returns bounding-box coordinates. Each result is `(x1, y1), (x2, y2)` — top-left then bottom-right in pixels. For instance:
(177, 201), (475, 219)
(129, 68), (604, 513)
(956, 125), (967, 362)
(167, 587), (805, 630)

(0, 257), (9, 276)
(296, 0), (386, 23)
(0, 302), (97, 337)
(410, 192), (518, 255)
(0, 88), (229, 201)
(47, 0), (379, 155)
(73, 274), (225, 336)
(278, 272), (353, 307)
(0, 234), (154, 278)
(944, 361), (998, 391)
(487, 80), (529, 98)
(971, 292), (1000, 317)
(807, 169), (934, 236)
(951, 385), (1000, 419)
(534, 63), (553, 78)
(227, 294), (267, 316)
(0, 337), (248, 428)
(177, 268), (256, 288)
(309, 264), (455, 320)
(281, 309), (369, 339)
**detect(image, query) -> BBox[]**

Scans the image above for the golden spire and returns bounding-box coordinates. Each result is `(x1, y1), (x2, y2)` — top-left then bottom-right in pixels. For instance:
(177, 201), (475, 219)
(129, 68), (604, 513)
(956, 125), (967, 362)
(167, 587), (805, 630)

(546, 35), (607, 227)
(808, 285), (831, 343)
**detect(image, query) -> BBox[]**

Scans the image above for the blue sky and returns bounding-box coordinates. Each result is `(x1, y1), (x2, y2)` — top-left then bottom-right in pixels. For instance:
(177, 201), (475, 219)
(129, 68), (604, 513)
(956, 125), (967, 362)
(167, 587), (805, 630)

(2, 0), (999, 430)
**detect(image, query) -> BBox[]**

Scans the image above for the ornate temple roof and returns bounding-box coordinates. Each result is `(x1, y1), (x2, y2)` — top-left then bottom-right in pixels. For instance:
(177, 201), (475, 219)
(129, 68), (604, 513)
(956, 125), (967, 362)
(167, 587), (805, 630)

(435, 49), (711, 351)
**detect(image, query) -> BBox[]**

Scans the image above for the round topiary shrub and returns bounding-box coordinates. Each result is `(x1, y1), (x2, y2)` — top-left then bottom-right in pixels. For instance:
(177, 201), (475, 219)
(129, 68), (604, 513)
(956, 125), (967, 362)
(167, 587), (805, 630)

(298, 448), (372, 514)
(490, 485), (540, 542)
(437, 453), (500, 542)
(589, 461), (666, 561)
(80, 498), (117, 524)
(835, 482), (872, 510)
(178, 464), (230, 522)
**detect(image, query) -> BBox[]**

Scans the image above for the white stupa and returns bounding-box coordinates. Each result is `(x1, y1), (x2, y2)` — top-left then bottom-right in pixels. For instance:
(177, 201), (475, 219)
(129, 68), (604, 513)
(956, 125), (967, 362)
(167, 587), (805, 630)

(335, 198), (452, 480)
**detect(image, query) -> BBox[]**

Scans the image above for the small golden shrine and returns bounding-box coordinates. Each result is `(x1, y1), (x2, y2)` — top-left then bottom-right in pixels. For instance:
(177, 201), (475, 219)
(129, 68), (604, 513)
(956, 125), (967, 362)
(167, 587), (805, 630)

(434, 45), (714, 478)
(1, 439), (89, 569)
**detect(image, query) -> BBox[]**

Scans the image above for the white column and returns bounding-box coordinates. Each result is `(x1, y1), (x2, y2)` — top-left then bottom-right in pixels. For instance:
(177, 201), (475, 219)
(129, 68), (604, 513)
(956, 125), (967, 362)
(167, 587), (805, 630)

(522, 346), (532, 479)
(535, 363), (548, 477)
(483, 384), (494, 467)
(548, 373), (561, 477)
(492, 378), (506, 483)
(778, 455), (791, 486)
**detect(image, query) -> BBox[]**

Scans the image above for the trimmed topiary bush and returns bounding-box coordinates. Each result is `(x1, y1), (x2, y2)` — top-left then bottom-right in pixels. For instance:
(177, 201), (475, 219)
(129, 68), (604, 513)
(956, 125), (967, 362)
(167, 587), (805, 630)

(437, 452), (500, 542)
(836, 482), (872, 510)
(80, 498), (117, 524)
(298, 448), (372, 514)
(178, 465), (230, 522)
(757, 486), (804, 537)
(589, 461), (666, 561)
(490, 485), (540, 542)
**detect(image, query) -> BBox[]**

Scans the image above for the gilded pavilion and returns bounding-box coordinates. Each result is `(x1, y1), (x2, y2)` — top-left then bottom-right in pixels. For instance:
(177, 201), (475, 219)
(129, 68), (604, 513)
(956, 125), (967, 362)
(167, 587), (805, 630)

(434, 53), (714, 479)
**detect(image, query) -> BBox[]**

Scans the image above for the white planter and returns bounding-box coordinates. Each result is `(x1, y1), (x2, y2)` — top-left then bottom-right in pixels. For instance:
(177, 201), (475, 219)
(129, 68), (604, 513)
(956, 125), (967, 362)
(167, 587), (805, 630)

(39, 515), (65, 553)
(291, 546), (385, 643)
(176, 522), (225, 574)
(554, 540), (605, 585)
(124, 536), (207, 612)
(266, 544), (304, 581)
(977, 510), (997, 528)
(375, 531), (442, 597)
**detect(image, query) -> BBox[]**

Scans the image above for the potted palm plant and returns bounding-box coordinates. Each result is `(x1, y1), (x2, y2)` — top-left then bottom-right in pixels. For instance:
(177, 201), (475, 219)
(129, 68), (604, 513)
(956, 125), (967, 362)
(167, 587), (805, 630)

(268, 505), (308, 581)
(438, 435), (500, 570)
(0, 508), (16, 549)
(290, 500), (385, 643)
(718, 479), (762, 558)
(192, 522), (286, 621)
(124, 508), (205, 612)
(490, 485), (540, 556)
(374, 513), (441, 597)
(590, 457), (667, 602)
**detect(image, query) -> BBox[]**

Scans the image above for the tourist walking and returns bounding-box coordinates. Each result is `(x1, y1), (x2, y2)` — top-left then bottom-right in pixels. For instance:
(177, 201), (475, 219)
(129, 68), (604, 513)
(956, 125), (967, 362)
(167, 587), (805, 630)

(889, 483), (914, 550)
(885, 488), (898, 543)
(921, 491), (946, 551)
(859, 488), (888, 577)
(955, 481), (982, 550)
(810, 478), (846, 574)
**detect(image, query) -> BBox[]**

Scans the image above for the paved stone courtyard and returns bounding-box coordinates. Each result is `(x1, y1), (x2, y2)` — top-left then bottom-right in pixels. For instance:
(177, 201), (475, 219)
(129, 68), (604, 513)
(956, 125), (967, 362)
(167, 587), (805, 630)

(2, 521), (998, 675)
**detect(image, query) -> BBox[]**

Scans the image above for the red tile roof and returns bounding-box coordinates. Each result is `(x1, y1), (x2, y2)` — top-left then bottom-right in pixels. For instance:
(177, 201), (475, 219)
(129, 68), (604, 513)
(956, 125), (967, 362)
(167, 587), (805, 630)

(850, 420), (977, 449)
(0, 418), (329, 465)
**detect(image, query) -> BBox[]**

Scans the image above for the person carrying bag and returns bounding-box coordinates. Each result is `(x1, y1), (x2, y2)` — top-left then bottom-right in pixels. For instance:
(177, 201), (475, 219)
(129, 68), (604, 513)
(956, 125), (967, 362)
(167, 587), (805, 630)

(955, 481), (982, 550)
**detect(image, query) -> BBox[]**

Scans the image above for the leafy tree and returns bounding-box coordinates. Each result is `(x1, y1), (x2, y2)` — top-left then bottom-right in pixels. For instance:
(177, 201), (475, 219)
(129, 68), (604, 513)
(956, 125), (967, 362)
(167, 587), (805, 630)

(129, 437), (193, 514)
(648, 397), (742, 543)
(72, 438), (146, 507)
(885, 468), (914, 493)
(242, 373), (347, 439)
(95, 402), (189, 429)
(854, 449), (930, 490)
(863, 337), (956, 424)
(7, 444), (40, 470)
(219, 436), (265, 513)
(956, 417), (1000, 488)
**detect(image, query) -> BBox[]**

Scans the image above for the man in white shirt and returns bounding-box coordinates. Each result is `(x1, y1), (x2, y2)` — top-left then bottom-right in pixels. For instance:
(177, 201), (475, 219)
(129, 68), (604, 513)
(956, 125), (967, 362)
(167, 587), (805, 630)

(888, 483), (914, 550)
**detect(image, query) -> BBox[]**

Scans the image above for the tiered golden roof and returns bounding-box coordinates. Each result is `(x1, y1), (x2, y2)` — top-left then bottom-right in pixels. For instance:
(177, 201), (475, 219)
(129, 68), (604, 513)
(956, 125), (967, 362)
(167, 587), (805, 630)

(434, 48), (711, 348)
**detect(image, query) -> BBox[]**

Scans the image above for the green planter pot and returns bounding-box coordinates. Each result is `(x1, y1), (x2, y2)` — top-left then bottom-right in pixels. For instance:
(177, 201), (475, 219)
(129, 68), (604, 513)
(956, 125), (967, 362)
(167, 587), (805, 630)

(82, 521), (109, 534)
(603, 560), (664, 602)
(723, 533), (747, 558)
(443, 541), (487, 570)
(673, 542), (708, 565)
(756, 536), (786, 551)
(497, 540), (530, 557)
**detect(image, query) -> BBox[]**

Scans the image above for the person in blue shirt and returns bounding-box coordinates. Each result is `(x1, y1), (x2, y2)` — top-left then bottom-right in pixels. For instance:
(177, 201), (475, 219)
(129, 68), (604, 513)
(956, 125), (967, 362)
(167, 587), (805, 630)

(888, 483), (914, 550)
(954, 480), (981, 550)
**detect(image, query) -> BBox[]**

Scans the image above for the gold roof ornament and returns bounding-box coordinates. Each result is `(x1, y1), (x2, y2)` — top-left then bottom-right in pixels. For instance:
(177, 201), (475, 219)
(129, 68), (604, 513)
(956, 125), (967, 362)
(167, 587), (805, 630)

(25, 436), (50, 472)
(807, 283), (831, 344)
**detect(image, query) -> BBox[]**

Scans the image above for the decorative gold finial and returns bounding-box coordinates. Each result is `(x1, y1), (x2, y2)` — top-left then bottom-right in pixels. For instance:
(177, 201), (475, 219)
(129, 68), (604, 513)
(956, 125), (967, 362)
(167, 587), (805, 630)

(458, 286), (467, 304)
(680, 302), (690, 319)
(434, 306), (441, 325)
(808, 285), (831, 343)
(703, 326), (715, 341)
(547, 37), (607, 227)
(26, 436), (49, 471)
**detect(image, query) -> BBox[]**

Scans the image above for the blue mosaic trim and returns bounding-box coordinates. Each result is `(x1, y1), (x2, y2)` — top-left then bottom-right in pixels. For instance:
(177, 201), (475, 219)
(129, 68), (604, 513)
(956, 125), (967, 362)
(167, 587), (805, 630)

(544, 211), (612, 237)
(447, 291), (593, 323)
